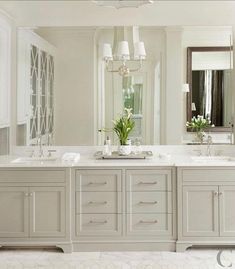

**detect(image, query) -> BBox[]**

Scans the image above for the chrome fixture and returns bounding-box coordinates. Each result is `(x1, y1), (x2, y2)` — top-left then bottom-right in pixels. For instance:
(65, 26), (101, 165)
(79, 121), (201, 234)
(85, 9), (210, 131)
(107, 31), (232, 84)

(206, 135), (213, 156)
(102, 27), (146, 77)
(37, 135), (44, 158)
(93, 0), (154, 9)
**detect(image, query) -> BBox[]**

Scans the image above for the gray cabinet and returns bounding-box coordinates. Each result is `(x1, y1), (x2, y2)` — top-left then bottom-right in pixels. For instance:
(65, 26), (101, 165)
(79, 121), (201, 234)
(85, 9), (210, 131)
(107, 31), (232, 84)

(29, 187), (66, 237)
(219, 186), (235, 237)
(182, 185), (219, 237)
(178, 168), (235, 252)
(0, 187), (29, 238)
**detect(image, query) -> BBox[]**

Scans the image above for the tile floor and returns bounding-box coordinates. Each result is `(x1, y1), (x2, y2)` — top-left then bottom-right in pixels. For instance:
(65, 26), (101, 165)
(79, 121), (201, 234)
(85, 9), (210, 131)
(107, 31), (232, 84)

(0, 247), (234, 269)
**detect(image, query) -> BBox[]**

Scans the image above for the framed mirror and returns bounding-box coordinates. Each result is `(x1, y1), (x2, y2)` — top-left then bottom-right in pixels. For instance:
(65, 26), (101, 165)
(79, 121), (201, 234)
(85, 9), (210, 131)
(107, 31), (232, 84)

(187, 46), (233, 132)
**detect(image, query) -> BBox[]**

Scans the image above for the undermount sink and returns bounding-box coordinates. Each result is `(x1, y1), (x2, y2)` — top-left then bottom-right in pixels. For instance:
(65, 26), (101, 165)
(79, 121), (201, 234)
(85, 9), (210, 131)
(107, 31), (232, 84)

(191, 156), (233, 162)
(11, 156), (58, 163)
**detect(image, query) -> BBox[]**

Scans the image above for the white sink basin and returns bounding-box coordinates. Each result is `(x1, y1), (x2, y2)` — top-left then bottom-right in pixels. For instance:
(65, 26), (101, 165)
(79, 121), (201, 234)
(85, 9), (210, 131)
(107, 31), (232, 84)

(191, 156), (232, 162)
(12, 156), (58, 163)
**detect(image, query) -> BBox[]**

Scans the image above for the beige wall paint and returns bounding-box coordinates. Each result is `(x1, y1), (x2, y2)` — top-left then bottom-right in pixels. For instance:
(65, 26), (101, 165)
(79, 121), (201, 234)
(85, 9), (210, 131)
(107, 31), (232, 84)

(36, 29), (96, 146)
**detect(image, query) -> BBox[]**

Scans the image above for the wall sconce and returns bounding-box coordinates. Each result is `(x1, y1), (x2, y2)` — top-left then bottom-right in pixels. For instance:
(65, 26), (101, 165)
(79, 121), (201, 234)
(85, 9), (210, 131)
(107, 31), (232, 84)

(182, 83), (190, 93)
(192, 102), (196, 111)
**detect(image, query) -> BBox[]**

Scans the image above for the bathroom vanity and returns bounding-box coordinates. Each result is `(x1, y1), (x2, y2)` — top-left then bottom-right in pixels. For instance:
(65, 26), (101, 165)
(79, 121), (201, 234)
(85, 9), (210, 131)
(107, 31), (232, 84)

(0, 146), (235, 252)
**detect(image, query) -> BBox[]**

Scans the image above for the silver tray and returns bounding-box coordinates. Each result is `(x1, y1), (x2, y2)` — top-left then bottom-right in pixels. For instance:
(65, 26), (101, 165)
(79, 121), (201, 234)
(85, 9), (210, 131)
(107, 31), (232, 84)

(94, 151), (153, 160)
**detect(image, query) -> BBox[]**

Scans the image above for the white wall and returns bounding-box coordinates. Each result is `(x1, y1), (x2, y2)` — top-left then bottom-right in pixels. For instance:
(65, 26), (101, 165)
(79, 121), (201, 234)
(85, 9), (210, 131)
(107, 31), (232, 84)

(36, 28), (96, 146)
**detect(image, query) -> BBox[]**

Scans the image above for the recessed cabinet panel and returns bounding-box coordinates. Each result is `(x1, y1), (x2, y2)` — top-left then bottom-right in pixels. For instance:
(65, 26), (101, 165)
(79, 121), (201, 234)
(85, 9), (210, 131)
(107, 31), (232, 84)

(182, 186), (219, 237)
(76, 214), (122, 236)
(29, 187), (65, 237)
(126, 170), (172, 191)
(127, 213), (172, 236)
(76, 191), (121, 214)
(219, 186), (235, 237)
(0, 187), (29, 238)
(76, 170), (122, 192)
(127, 191), (172, 213)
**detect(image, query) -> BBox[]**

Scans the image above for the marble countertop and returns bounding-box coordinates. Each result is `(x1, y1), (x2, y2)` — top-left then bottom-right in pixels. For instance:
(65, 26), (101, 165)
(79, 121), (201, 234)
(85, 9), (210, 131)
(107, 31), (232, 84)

(1, 145), (235, 168)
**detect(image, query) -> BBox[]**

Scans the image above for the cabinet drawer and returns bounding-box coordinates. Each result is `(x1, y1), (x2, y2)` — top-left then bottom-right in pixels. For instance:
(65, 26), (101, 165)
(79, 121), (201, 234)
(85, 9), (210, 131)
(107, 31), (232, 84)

(127, 213), (172, 236)
(127, 191), (172, 213)
(76, 192), (121, 214)
(0, 169), (66, 183)
(182, 169), (235, 183)
(76, 214), (122, 236)
(126, 170), (171, 191)
(76, 170), (121, 191)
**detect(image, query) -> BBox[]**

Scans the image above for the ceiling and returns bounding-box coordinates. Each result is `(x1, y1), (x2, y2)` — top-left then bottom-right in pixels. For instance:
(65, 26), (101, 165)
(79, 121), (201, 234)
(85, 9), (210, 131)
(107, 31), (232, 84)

(0, 1), (235, 27)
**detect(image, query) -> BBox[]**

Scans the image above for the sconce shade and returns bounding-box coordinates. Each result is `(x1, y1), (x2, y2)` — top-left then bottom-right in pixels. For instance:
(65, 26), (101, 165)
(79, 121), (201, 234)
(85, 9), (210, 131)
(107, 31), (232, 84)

(117, 41), (130, 60)
(182, 83), (190, 93)
(134, 42), (146, 60)
(103, 43), (113, 60)
(192, 102), (196, 111)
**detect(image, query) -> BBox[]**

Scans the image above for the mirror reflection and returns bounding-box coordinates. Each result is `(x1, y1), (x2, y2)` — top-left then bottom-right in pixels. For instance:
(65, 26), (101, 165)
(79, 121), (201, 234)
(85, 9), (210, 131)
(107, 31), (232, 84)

(15, 26), (234, 146)
(187, 46), (233, 130)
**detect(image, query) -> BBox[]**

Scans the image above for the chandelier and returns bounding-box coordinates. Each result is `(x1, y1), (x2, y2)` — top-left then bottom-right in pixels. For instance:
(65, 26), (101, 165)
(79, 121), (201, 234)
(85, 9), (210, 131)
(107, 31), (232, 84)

(92, 0), (154, 9)
(102, 27), (146, 77)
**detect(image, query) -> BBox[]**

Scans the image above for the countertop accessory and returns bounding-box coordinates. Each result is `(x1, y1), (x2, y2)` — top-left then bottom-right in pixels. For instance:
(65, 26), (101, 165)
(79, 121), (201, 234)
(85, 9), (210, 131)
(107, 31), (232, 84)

(94, 150), (153, 160)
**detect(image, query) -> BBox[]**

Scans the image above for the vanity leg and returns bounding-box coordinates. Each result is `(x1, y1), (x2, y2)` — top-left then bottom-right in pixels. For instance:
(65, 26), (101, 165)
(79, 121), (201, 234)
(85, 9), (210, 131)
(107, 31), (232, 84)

(56, 244), (73, 253)
(176, 242), (192, 252)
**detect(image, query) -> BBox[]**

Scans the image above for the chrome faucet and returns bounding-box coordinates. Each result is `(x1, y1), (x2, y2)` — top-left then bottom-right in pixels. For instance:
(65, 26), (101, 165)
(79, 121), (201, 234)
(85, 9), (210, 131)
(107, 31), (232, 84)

(37, 135), (44, 157)
(206, 135), (213, 156)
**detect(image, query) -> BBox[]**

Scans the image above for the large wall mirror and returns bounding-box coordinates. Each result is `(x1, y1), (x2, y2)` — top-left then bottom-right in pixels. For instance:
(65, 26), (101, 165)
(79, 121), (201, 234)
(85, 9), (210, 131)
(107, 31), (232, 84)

(15, 26), (234, 146)
(187, 46), (233, 131)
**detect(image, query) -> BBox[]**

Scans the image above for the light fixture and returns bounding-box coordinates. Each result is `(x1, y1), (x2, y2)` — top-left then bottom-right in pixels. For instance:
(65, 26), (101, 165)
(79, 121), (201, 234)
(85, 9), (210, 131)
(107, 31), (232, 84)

(103, 27), (146, 77)
(92, 0), (154, 9)
(192, 102), (196, 111)
(182, 83), (190, 93)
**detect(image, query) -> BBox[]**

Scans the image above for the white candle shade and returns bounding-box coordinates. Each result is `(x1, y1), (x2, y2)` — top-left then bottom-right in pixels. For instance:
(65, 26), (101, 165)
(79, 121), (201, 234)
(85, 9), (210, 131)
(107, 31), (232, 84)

(182, 83), (190, 93)
(134, 42), (146, 60)
(192, 102), (196, 111)
(117, 41), (130, 60)
(103, 43), (113, 60)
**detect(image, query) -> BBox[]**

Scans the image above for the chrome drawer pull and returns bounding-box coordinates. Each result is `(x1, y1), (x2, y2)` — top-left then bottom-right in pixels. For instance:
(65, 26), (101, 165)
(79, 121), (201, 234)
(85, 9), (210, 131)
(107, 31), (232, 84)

(139, 220), (158, 224)
(88, 201), (107, 205)
(89, 220), (107, 224)
(139, 201), (158, 205)
(138, 181), (157, 185)
(88, 182), (107, 185)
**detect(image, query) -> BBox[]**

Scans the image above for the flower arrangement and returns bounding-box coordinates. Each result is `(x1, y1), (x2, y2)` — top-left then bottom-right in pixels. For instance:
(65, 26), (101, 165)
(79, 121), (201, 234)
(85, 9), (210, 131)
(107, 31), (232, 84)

(112, 108), (135, 146)
(186, 115), (215, 143)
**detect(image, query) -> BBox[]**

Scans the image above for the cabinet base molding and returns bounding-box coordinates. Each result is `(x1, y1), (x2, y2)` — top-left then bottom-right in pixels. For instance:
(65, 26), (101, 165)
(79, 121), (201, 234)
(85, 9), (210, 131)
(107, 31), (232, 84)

(72, 241), (176, 252)
(0, 242), (73, 254)
(176, 241), (235, 252)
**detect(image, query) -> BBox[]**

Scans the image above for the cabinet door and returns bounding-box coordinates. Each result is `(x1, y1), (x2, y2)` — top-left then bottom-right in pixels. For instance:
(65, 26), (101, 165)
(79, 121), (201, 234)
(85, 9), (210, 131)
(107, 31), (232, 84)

(0, 187), (29, 237)
(29, 187), (65, 237)
(219, 186), (235, 237)
(182, 186), (219, 237)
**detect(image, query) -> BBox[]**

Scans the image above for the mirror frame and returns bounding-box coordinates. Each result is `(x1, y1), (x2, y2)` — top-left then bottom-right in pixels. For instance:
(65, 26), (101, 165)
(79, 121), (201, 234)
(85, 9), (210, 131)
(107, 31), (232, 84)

(187, 46), (232, 132)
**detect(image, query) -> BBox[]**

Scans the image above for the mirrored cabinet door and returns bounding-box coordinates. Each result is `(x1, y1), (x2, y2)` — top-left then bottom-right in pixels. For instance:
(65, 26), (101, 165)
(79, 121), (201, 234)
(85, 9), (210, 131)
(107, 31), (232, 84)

(17, 29), (56, 146)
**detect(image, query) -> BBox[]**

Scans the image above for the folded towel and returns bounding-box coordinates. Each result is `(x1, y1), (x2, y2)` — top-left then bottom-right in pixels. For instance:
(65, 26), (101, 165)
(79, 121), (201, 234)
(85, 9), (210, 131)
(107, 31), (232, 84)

(62, 153), (80, 162)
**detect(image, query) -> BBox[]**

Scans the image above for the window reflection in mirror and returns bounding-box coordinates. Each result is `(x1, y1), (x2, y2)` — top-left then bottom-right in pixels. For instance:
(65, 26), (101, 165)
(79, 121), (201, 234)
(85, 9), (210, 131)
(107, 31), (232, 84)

(122, 75), (143, 141)
(187, 47), (233, 131)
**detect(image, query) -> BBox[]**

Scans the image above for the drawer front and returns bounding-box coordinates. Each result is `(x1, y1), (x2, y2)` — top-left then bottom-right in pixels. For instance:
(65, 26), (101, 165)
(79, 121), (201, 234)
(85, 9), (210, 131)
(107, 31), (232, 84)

(127, 191), (172, 213)
(127, 213), (172, 236)
(76, 170), (121, 191)
(126, 170), (172, 191)
(0, 169), (66, 183)
(76, 214), (122, 236)
(182, 169), (235, 183)
(76, 192), (121, 214)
